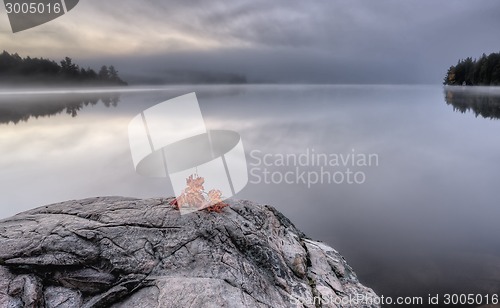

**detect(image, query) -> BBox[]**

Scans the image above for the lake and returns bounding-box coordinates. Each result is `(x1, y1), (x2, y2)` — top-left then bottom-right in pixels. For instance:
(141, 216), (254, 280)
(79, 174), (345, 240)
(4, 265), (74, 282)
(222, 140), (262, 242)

(1, 84), (500, 305)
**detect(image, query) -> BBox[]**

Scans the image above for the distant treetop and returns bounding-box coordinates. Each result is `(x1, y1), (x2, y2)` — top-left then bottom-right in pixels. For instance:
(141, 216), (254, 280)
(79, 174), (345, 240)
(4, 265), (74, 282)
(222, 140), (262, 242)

(0, 51), (127, 86)
(444, 52), (500, 86)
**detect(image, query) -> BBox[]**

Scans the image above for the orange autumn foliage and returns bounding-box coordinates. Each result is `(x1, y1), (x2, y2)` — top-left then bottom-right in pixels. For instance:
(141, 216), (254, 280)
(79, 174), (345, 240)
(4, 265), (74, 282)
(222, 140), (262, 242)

(170, 174), (229, 213)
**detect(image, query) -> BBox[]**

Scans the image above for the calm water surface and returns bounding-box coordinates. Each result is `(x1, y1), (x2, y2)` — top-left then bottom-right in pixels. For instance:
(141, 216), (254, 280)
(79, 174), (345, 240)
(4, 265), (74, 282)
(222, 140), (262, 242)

(1, 84), (500, 304)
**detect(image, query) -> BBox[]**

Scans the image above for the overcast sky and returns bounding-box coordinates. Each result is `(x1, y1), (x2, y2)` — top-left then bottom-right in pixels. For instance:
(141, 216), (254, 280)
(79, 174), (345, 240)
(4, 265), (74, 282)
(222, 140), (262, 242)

(1, 0), (500, 84)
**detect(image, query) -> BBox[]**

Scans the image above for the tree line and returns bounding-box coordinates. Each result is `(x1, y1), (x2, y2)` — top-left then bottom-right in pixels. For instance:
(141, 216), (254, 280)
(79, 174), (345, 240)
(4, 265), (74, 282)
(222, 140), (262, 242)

(0, 51), (127, 85)
(444, 52), (500, 86)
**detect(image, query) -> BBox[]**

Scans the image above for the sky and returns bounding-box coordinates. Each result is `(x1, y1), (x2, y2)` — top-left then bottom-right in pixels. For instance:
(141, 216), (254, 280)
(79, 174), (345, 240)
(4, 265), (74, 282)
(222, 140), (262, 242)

(1, 0), (500, 84)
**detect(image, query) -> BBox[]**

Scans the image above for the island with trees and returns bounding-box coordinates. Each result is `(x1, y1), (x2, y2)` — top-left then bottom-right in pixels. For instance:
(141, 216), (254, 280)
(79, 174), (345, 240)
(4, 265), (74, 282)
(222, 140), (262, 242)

(444, 51), (500, 86)
(0, 51), (127, 86)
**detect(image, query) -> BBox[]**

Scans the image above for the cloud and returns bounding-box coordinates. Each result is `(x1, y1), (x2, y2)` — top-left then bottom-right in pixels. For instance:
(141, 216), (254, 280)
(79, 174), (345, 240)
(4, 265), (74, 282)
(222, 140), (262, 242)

(1, 0), (500, 83)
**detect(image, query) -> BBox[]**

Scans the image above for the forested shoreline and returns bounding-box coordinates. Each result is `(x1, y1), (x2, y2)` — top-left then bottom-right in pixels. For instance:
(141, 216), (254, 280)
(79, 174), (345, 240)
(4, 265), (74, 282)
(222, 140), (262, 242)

(0, 51), (127, 86)
(444, 52), (500, 86)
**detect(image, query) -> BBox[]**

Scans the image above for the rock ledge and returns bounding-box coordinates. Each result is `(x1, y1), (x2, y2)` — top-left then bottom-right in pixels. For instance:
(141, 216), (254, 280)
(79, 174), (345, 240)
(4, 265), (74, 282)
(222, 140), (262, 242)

(0, 197), (379, 307)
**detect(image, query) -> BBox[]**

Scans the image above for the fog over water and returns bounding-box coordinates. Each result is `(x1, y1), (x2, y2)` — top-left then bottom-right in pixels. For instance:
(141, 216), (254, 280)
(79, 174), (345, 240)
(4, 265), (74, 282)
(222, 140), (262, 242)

(1, 85), (500, 304)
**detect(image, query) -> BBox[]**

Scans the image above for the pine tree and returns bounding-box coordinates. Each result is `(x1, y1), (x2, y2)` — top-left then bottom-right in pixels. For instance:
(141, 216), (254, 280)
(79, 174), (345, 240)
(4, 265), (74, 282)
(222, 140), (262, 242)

(60, 57), (79, 77)
(98, 65), (110, 81)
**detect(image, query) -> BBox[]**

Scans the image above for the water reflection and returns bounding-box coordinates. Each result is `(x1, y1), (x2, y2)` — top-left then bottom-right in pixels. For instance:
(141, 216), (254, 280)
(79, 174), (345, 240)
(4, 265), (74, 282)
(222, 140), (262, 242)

(1, 85), (500, 305)
(0, 92), (120, 124)
(444, 87), (500, 120)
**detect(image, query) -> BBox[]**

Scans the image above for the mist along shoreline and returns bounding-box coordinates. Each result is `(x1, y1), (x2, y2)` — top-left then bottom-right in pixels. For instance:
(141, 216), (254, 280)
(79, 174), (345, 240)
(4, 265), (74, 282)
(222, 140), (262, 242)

(0, 83), (450, 93)
(1, 83), (499, 98)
